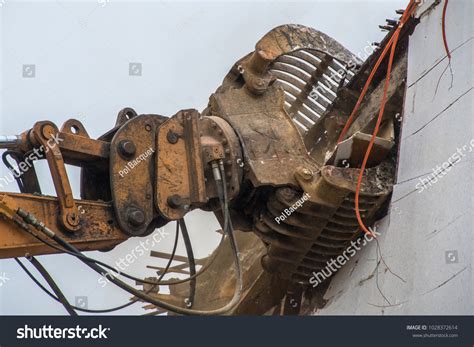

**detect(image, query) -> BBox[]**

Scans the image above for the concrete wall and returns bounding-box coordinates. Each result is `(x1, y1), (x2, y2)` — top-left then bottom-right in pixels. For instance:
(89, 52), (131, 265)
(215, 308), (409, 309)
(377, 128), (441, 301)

(313, 0), (473, 315)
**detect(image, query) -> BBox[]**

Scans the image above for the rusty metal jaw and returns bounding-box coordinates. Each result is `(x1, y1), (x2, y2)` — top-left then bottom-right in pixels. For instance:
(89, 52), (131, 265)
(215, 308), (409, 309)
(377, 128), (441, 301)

(253, 162), (394, 283)
(208, 23), (401, 286)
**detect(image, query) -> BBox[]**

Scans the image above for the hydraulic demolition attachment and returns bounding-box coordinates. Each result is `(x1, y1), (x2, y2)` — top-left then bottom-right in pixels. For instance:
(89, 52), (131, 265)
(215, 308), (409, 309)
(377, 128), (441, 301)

(0, 23), (409, 314)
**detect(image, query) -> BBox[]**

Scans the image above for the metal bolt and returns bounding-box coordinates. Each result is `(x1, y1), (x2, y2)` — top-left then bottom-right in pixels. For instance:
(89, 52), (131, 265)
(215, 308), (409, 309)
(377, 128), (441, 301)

(184, 298), (193, 308)
(278, 187), (298, 202)
(67, 212), (80, 226)
(167, 194), (183, 209)
(128, 208), (145, 226)
(145, 124), (152, 132)
(297, 167), (313, 181)
(119, 140), (136, 158)
(167, 130), (179, 144)
(41, 125), (59, 143)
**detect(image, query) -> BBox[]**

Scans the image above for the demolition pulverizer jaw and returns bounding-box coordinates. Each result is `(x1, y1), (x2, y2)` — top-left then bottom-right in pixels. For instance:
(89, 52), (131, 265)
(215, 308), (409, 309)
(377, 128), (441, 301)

(0, 24), (400, 306)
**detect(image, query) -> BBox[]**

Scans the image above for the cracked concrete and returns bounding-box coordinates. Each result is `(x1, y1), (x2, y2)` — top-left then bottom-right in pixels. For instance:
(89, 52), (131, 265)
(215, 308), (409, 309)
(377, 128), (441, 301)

(312, 0), (473, 315)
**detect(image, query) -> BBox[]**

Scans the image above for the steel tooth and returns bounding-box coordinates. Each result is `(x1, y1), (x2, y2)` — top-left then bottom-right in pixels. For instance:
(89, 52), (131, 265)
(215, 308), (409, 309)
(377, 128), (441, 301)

(268, 253), (307, 266)
(320, 230), (354, 241)
(341, 200), (376, 210)
(261, 210), (317, 240)
(301, 258), (327, 268)
(257, 233), (308, 253)
(329, 215), (360, 227)
(334, 207), (368, 218)
(313, 237), (346, 249)
(325, 222), (358, 233)
(310, 245), (344, 256)
(255, 219), (273, 233)
(254, 224), (309, 252)
(303, 252), (331, 263)
(267, 202), (326, 230)
(271, 62), (312, 83)
(296, 266), (328, 277)
(345, 194), (380, 204)
(271, 70), (308, 91)
(274, 190), (334, 218)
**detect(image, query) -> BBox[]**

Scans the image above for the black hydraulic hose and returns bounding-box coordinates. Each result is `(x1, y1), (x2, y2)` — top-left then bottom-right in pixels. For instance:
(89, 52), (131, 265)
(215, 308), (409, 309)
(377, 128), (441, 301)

(15, 173), (242, 315)
(16, 215), (222, 287)
(2, 151), (24, 192)
(22, 256), (77, 316)
(16, 221), (181, 314)
(179, 219), (196, 308)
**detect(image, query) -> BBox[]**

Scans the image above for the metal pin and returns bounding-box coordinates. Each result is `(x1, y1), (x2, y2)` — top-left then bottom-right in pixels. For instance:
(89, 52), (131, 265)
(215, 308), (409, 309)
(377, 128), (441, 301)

(211, 161), (221, 181)
(0, 135), (21, 149)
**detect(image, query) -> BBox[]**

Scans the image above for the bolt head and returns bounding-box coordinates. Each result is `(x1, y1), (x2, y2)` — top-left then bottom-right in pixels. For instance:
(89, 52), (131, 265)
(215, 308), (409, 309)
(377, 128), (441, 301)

(119, 140), (136, 158)
(167, 194), (183, 209)
(66, 212), (80, 226)
(128, 209), (145, 226)
(166, 130), (179, 144)
(296, 166), (313, 181)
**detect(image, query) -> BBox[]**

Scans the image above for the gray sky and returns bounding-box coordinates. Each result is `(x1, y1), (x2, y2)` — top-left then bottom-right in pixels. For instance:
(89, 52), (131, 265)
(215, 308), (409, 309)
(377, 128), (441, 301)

(0, 0), (406, 315)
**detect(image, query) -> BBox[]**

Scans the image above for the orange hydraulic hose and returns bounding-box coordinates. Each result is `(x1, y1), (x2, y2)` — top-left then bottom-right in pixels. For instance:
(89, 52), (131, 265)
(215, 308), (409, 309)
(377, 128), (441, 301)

(442, 0), (451, 60)
(337, 0), (417, 144)
(355, 30), (400, 237)
(351, 1), (418, 236)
